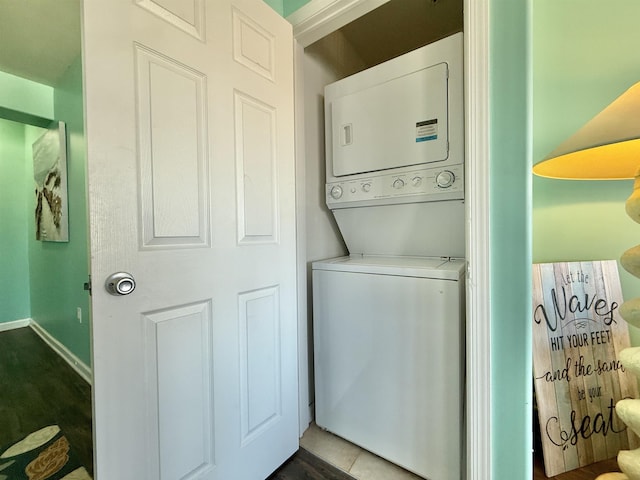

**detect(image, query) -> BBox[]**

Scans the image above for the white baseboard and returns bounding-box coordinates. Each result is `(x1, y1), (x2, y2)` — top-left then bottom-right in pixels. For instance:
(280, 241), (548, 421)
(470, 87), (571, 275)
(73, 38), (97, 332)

(0, 318), (32, 332)
(29, 321), (92, 385)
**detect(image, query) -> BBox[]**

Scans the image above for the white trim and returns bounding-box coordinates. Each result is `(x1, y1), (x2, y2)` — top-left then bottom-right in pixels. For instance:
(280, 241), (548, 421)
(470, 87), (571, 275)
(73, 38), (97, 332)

(285, 0), (389, 47)
(0, 318), (32, 332)
(30, 321), (92, 385)
(464, 0), (492, 479)
(294, 39), (313, 437)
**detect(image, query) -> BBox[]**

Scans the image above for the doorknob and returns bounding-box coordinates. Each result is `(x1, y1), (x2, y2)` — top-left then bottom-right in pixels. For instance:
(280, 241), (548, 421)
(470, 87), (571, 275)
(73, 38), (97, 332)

(105, 272), (136, 296)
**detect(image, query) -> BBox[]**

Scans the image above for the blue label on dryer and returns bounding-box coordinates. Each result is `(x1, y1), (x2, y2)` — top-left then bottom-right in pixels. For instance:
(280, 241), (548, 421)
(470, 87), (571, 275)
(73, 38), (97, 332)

(416, 119), (438, 142)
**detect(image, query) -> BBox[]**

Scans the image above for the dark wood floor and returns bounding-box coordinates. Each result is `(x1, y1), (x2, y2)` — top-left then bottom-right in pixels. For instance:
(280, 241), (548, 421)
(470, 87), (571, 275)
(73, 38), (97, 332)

(0, 327), (93, 475)
(4, 325), (624, 480)
(269, 448), (355, 480)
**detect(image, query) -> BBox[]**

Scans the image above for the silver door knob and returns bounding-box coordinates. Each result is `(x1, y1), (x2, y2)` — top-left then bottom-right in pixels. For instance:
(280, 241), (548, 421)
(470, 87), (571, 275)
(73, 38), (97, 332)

(105, 272), (136, 296)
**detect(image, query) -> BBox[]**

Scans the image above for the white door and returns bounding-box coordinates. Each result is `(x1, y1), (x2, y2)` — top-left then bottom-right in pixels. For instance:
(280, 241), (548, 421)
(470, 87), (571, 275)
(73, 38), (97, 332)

(82, 1), (298, 478)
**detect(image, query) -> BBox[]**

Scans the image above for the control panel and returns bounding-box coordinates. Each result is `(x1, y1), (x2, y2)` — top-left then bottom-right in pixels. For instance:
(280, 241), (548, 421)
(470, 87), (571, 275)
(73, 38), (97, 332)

(326, 165), (463, 208)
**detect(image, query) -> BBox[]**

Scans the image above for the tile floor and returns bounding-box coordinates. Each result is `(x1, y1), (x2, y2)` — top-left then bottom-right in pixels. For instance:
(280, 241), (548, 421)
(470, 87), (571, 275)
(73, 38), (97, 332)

(300, 423), (423, 480)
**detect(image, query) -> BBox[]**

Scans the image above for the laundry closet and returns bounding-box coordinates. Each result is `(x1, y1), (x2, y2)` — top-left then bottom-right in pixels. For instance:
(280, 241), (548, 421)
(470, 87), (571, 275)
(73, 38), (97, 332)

(295, 1), (465, 479)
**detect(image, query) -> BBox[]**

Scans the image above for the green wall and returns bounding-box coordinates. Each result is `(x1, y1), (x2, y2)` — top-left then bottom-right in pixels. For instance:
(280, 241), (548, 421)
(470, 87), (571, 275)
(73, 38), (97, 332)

(283, 0), (308, 16)
(490, 0), (531, 478)
(27, 56), (91, 366)
(532, 0), (640, 345)
(263, 0), (284, 15)
(0, 119), (31, 323)
(0, 58), (90, 367)
(0, 71), (54, 120)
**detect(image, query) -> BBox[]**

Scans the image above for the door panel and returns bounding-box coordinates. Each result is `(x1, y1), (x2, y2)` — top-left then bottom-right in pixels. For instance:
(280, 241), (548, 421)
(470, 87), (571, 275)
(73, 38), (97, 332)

(144, 301), (214, 479)
(239, 287), (282, 444)
(136, 0), (206, 39)
(83, 1), (297, 478)
(232, 9), (276, 81)
(235, 92), (278, 243)
(136, 44), (210, 248)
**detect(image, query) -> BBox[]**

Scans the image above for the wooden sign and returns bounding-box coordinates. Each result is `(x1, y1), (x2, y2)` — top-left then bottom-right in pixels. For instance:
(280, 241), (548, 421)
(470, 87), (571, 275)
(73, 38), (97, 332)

(533, 261), (639, 476)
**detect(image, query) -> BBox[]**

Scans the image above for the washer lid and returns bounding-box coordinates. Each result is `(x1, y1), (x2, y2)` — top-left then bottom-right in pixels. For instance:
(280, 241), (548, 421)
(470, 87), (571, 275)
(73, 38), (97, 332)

(312, 255), (465, 280)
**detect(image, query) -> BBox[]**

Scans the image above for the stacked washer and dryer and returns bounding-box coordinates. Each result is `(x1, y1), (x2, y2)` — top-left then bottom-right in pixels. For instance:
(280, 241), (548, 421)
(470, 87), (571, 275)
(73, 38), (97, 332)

(312, 33), (465, 480)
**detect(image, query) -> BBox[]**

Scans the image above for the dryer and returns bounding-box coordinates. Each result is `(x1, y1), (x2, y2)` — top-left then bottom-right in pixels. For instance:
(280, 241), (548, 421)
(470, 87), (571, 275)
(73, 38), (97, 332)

(323, 31), (464, 258)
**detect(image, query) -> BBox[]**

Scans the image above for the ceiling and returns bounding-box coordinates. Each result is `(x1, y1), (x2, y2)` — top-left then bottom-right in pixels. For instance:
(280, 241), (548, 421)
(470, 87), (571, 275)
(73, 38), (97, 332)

(0, 0), (82, 86)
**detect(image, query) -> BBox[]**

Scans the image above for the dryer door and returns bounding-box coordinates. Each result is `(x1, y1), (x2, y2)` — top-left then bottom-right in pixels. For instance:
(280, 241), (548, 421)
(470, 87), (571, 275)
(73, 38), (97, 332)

(329, 61), (449, 177)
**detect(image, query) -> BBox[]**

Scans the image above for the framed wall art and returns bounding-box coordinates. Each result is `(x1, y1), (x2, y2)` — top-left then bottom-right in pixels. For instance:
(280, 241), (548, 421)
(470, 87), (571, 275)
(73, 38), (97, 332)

(33, 121), (68, 242)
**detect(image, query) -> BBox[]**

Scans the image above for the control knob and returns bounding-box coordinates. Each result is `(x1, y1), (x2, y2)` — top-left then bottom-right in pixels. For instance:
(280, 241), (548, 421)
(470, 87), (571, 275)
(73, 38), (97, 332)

(392, 178), (405, 189)
(329, 185), (343, 200)
(362, 182), (371, 193)
(435, 170), (455, 188)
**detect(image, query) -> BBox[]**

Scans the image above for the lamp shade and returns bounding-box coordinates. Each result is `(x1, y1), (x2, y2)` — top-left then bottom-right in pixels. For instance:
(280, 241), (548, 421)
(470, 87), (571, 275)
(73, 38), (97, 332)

(533, 81), (640, 180)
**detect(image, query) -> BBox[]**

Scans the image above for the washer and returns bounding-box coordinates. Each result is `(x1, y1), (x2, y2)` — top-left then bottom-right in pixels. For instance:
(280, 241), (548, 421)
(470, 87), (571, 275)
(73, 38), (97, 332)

(313, 255), (465, 480)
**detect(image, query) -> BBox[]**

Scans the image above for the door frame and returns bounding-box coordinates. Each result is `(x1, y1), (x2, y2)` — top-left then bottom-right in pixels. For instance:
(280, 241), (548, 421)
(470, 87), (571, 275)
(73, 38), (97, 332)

(289, 1), (492, 479)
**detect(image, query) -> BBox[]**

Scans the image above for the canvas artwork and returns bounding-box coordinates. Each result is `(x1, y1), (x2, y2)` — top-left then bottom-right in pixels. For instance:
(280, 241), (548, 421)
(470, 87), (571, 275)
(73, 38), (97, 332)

(532, 260), (639, 476)
(33, 121), (68, 242)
